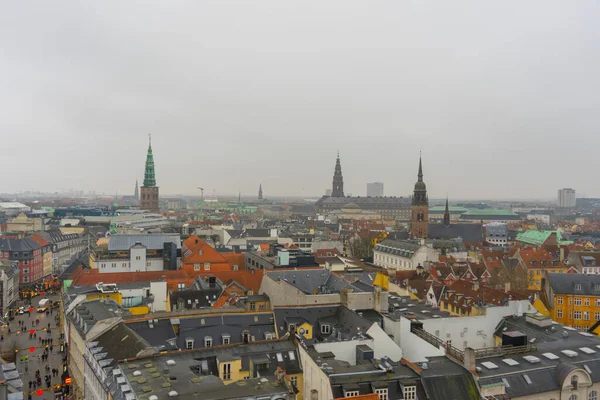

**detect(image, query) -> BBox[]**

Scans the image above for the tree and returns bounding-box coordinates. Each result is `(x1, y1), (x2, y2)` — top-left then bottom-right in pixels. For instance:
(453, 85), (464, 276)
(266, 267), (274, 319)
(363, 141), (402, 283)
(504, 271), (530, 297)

(350, 237), (374, 259)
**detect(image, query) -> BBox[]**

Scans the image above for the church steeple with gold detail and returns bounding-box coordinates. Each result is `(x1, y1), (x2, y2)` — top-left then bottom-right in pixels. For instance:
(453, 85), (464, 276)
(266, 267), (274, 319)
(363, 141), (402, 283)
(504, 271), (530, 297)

(140, 134), (160, 212)
(411, 154), (429, 239)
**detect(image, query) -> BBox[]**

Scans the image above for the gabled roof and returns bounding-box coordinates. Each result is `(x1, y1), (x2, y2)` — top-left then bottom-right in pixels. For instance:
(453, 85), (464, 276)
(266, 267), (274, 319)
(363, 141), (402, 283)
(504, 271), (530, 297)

(197, 270), (264, 293)
(549, 273), (600, 295)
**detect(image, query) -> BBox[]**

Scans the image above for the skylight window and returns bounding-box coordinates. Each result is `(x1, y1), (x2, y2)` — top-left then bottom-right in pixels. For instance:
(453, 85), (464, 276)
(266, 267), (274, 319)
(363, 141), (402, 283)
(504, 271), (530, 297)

(523, 374), (532, 384)
(501, 378), (510, 388)
(523, 356), (541, 364)
(580, 347), (596, 355)
(276, 353), (283, 362)
(502, 358), (519, 366)
(481, 362), (499, 370)
(542, 353), (559, 360)
(561, 350), (578, 358)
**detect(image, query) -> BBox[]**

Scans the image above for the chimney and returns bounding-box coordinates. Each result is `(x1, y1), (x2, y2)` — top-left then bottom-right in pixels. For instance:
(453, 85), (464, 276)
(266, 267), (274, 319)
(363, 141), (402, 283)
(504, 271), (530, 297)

(559, 247), (565, 262)
(463, 347), (476, 373)
(472, 280), (479, 291)
(504, 282), (511, 294)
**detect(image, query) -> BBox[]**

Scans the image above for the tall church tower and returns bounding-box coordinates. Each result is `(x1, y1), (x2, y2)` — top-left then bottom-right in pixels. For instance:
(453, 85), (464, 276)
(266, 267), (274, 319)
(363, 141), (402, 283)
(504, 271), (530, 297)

(331, 152), (345, 197)
(134, 180), (139, 201)
(140, 135), (160, 212)
(443, 197), (450, 227)
(258, 184), (263, 200)
(411, 155), (429, 239)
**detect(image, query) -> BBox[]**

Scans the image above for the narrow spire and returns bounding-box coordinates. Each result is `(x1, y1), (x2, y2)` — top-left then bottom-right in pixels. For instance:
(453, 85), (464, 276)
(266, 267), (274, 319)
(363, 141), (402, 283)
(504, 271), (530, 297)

(143, 135), (156, 187)
(444, 196), (450, 227)
(418, 153), (423, 182)
(258, 184), (263, 200)
(332, 151), (345, 197)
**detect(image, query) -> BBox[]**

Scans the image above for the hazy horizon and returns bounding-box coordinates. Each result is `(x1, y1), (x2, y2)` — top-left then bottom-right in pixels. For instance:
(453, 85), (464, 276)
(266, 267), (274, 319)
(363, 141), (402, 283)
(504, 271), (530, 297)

(2, 1), (599, 199)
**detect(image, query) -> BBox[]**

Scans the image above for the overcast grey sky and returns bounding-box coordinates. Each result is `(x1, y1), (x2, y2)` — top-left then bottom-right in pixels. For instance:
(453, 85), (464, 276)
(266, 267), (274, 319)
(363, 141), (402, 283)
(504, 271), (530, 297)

(1, 1), (599, 199)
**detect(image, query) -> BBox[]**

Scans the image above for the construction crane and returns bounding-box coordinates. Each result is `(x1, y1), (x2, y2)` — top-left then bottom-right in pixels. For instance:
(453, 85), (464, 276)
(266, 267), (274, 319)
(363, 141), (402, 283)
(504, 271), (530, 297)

(197, 187), (204, 199)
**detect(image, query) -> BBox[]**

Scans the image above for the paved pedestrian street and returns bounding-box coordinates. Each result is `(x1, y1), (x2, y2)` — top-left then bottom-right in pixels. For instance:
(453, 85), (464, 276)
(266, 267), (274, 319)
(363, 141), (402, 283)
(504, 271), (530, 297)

(0, 293), (67, 400)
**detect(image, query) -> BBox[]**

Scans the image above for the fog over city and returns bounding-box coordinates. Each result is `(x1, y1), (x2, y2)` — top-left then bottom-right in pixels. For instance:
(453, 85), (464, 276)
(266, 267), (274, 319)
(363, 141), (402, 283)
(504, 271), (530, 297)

(1, 1), (599, 199)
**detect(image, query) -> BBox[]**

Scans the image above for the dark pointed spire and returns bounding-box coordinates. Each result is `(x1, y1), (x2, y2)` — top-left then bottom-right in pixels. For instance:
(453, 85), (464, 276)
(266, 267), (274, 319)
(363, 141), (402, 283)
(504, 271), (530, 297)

(444, 197), (450, 227)
(143, 134), (156, 187)
(332, 152), (345, 197)
(258, 184), (263, 200)
(412, 154), (428, 206)
(418, 152), (423, 182)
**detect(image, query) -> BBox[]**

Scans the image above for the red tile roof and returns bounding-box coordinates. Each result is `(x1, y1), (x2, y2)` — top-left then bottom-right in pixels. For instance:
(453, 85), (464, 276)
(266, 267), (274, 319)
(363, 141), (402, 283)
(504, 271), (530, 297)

(197, 270), (264, 293)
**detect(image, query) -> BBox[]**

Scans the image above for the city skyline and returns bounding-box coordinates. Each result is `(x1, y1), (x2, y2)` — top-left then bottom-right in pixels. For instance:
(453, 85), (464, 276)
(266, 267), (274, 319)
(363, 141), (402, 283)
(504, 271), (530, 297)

(1, 1), (600, 198)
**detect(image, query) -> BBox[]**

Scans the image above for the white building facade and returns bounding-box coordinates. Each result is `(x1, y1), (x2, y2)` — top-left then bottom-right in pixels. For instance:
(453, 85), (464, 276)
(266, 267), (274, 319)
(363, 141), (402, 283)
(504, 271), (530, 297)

(558, 188), (576, 208)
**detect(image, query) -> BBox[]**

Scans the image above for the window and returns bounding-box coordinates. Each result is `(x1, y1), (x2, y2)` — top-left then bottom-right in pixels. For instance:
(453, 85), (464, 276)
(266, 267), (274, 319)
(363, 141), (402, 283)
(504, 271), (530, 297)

(375, 388), (388, 400)
(122, 263), (127, 268)
(575, 311), (582, 320)
(194, 264), (200, 271)
(186, 339), (194, 349)
(345, 392), (360, 398)
(204, 263), (211, 271)
(584, 312), (590, 321)
(557, 310), (563, 319)
(23, 268), (29, 274)
(321, 324), (331, 334)
(276, 353), (283, 362)
(135, 256), (141, 260)
(596, 299), (600, 307)
(571, 375), (578, 389)
(595, 312), (600, 321)
(250, 302), (256, 311)
(288, 351), (295, 361)
(568, 396), (577, 400)
(177, 283), (185, 291)
(222, 363), (231, 380)
(595, 285), (600, 291)
(403, 386), (416, 400)
(205, 336), (213, 347)
(557, 297), (563, 305)
(111, 263), (116, 268)
(589, 390), (598, 400)
(290, 375), (298, 388)
(575, 284), (582, 290)
(222, 335), (230, 345)
(198, 249), (203, 256)
(575, 298), (582, 306)
(585, 298), (591, 306)
(569, 298), (573, 305)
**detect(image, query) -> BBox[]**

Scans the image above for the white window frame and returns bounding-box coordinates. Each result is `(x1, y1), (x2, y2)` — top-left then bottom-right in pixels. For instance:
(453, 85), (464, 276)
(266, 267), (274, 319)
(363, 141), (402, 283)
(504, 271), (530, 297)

(321, 324), (331, 334)
(204, 263), (211, 271)
(186, 339), (194, 349)
(222, 363), (231, 380)
(557, 309), (563, 319)
(345, 391), (360, 398)
(557, 297), (563, 305)
(205, 337), (213, 347)
(575, 298), (582, 306)
(375, 388), (389, 400)
(194, 264), (200, 271)
(403, 386), (416, 400)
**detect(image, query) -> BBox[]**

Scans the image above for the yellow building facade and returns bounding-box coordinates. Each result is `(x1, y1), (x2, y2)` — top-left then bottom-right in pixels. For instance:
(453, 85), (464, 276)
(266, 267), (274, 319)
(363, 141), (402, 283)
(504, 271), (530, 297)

(552, 293), (600, 331)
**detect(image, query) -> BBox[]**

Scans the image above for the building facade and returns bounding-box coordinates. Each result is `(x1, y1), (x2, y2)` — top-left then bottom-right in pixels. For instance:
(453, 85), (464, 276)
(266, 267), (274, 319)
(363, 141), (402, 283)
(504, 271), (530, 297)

(411, 156), (428, 239)
(0, 238), (44, 285)
(316, 154), (411, 220)
(140, 136), (160, 212)
(0, 260), (19, 316)
(558, 188), (576, 208)
(366, 182), (384, 197)
(548, 273), (600, 331)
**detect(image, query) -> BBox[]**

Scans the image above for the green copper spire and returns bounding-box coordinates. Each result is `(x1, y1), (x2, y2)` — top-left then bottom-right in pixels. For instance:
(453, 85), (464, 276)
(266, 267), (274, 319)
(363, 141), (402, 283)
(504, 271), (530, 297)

(143, 134), (156, 187)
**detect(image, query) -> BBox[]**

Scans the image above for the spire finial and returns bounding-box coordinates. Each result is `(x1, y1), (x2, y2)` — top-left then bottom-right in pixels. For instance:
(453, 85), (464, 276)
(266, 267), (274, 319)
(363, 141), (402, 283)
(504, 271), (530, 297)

(148, 133), (152, 149)
(418, 153), (423, 181)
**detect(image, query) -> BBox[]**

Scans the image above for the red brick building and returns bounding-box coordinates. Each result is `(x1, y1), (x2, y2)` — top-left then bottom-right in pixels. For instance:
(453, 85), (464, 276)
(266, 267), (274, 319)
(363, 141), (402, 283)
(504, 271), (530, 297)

(0, 238), (43, 285)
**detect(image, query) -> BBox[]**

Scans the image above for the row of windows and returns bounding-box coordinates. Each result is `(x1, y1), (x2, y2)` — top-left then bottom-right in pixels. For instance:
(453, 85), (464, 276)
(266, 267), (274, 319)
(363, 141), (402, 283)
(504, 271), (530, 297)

(345, 387), (415, 400)
(556, 309), (600, 321)
(193, 263), (211, 271)
(557, 297), (600, 306)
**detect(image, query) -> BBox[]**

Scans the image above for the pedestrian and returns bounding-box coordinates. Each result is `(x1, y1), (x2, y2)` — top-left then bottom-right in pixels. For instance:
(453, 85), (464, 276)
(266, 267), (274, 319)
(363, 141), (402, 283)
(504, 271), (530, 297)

(25, 365), (28, 373)
(38, 337), (41, 343)
(47, 323), (50, 329)
(29, 381), (32, 389)
(33, 333), (36, 339)
(1, 335), (3, 341)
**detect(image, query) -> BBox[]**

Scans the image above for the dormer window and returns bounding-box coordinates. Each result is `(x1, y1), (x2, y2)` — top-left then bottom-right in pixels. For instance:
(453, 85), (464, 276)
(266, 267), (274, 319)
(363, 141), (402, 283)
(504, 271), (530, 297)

(198, 249), (203, 256)
(321, 324), (331, 334)
(204, 336), (213, 347)
(575, 284), (582, 290)
(186, 338), (194, 349)
(531, 261), (537, 266)
(595, 285), (600, 291)
(571, 375), (578, 389)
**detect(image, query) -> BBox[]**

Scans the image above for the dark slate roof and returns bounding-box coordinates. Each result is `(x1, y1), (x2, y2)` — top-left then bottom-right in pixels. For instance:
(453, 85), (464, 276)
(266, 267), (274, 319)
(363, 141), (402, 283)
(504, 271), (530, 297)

(242, 229), (270, 238)
(0, 238), (41, 252)
(555, 363), (578, 386)
(386, 231), (410, 241)
(428, 223), (483, 243)
(176, 313), (276, 349)
(274, 305), (373, 343)
(375, 239), (422, 256)
(127, 319), (177, 351)
(420, 357), (480, 400)
(170, 285), (223, 309)
(265, 268), (373, 295)
(226, 229), (243, 238)
(92, 322), (155, 366)
(549, 273), (600, 295)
